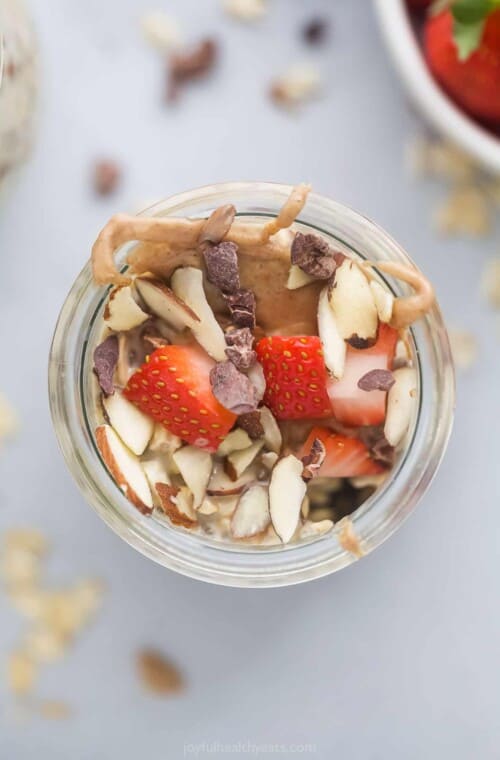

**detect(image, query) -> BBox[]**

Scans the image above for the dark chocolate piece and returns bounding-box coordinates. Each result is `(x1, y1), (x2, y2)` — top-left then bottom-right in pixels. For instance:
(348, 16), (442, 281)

(93, 335), (119, 395)
(210, 362), (258, 415)
(225, 327), (256, 371)
(357, 369), (395, 392)
(224, 289), (256, 329)
(291, 232), (338, 279)
(238, 411), (264, 440)
(203, 241), (240, 294)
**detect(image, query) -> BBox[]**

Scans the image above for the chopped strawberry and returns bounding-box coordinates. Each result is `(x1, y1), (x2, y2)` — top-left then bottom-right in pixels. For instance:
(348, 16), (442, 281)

(327, 324), (398, 427)
(255, 336), (332, 421)
(424, 9), (500, 125)
(123, 345), (237, 452)
(299, 427), (383, 478)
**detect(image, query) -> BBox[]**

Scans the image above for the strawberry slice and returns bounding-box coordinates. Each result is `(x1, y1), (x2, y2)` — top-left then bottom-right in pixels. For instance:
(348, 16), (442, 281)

(255, 335), (332, 421)
(299, 427), (383, 478)
(123, 345), (237, 452)
(327, 324), (398, 427)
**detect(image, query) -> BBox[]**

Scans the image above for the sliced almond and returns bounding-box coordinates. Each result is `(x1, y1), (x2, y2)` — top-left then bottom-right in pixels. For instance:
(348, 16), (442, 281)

(148, 423), (182, 454)
(213, 494), (240, 517)
(231, 484), (270, 538)
(171, 267), (226, 361)
(329, 260), (378, 342)
(142, 458), (171, 505)
(103, 391), (154, 456)
(261, 451), (279, 470)
(370, 280), (394, 324)
(172, 445), (213, 508)
(156, 483), (197, 528)
(259, 406), (282, 454)
(135, 276), (200, 331)
(301, 493), (310, 519)
(226, 440), (264, 481)
(269, 454), (306, 544)
(286, 264), (316, 290)
(384, 367), (417, 447)
(318, 286), (346, 379)
(95, 425), (153, 514)
(197, 498), (219, 516)
(299, 519), (334, 540)
(216, 428), (252, 457)
(208, 462), (258, 495)
(104, 285), (149, 332)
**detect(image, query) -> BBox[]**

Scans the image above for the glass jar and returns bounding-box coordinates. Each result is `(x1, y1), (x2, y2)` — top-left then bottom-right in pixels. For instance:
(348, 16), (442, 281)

(0, 0), (37, 189)
(48, 182), (455, 587)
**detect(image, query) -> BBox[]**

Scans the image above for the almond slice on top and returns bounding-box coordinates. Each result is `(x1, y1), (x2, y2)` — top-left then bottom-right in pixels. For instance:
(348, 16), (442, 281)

(384, 367), (417, 447)
(142, 458), (171, 505)
(172, 445), (213, 508)
(225, 440), (264, 481)
(317, 286), (346, 379)
(328, 259), (378, 344)
(134, 276), (200, 331)
(216, 428), (253, 457)
(259, 406), (282, 454)
(156, 483), (197, 528)
(95, 425), (153, 514)
(286, 265), (316, 290)
(370, 280), (394, 325)
(103, 392), (154, 456)
(269, 454), (306, 544)
(231, 484), (271, 538)
(171, 267), (226, 361)
(104, 285), (150, 332)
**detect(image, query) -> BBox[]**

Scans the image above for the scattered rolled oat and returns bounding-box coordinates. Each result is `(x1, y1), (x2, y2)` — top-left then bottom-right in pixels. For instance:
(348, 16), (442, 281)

(223, 0), (266, 22)
(167, 38), (218, 101)
(481, 258), (500, 309)
(435, 185), (491, 237)
(0, 392), (19, 442)
(137, 648), (183, 695)
(405, 136), (477, 183)
(448, 329), (478, 370)
(141, 11), (182, 52)
(270, 64), (321, 109)
(210, 361), (258, 414)
(1, 530), (103, 708)
(225, 327), (256, 371)
(291, 232), (337, 279)
(38, 700), (72, 720)
(93, 160), (121, 197)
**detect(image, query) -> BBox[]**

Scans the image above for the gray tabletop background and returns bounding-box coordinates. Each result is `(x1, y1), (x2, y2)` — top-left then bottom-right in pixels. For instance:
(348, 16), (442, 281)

(1, 1), (499, 758)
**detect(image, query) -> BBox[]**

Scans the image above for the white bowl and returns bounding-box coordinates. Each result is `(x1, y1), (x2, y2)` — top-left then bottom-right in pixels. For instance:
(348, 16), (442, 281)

(374, 0), (500, 174)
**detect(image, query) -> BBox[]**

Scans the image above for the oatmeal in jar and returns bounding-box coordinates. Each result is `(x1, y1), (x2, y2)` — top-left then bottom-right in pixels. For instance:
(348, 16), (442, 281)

(90, 185), (434, 547)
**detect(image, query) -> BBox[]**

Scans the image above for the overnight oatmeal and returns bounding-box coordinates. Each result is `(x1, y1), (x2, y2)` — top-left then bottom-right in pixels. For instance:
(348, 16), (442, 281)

(89, 185), (435, 549)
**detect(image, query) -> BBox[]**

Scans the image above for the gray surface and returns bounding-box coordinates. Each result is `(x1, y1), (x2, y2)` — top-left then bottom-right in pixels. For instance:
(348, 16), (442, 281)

(1, 1), (499, 758)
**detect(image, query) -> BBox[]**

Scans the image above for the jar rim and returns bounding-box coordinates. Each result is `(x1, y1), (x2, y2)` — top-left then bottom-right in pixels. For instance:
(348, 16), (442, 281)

(48, 182), (455, 587)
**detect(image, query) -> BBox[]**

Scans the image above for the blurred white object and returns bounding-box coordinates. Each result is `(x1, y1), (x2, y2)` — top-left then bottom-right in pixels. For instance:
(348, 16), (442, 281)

(0, 0), (37, 190)
(374, 0), (500, 174)
(140, 11), (182, 52)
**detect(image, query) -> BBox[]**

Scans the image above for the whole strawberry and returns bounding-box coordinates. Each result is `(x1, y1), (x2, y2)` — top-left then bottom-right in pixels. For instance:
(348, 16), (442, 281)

(424, 4), (500, 124)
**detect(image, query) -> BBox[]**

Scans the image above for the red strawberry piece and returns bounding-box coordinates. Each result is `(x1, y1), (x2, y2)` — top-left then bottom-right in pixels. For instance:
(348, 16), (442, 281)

(327, 324), (398, 427)
(255, 336), (332, 421)
(123, 345), (237, 452)
(298, 427), (383, 478)
(424, 9), (500, 125)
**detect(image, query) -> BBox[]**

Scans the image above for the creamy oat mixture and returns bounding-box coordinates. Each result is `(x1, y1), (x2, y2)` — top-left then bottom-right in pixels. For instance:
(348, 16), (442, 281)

(0, 0), (37, 187)
(90, 185), (434, 551)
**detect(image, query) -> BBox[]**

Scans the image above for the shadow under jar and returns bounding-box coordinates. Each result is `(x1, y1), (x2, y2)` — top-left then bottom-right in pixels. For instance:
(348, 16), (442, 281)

(48, 182), (455, 587)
